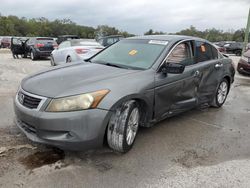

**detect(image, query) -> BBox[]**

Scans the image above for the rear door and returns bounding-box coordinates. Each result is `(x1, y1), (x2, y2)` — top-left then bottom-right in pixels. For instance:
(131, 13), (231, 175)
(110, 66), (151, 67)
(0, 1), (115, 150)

(193, 40), (223, 104)
(154, 40), (199, 119)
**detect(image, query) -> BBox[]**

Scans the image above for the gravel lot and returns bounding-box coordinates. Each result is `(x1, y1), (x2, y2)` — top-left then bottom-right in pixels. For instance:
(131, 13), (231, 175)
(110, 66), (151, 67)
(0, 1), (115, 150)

(0, 49), (250, 187)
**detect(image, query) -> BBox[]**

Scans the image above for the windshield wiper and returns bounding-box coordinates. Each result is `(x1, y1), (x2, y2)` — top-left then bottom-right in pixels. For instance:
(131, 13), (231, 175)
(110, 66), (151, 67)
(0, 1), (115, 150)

(103, 63), (125, 69)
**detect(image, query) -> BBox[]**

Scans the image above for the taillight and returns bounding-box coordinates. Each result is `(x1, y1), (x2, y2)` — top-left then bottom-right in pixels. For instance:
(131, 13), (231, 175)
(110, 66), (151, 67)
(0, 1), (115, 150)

(53, 44), (58, 48)
(75, 48), (89, 54)
(36, 43), (44, 48)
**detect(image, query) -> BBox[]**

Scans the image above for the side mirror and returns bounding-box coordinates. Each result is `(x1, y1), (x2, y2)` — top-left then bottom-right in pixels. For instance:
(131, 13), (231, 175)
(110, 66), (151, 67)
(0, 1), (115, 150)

(161, 62), (185, 74)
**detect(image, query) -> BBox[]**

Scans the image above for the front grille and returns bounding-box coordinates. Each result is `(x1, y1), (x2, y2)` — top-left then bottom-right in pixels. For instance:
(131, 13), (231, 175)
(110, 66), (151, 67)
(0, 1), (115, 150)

(18, 92), (41, 109)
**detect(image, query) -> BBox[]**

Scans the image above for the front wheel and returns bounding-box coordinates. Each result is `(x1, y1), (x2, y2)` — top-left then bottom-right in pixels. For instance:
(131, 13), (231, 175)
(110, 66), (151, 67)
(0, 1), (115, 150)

(107, 100), (140, 153)
(50, 55), (55, 66)
(211, 78), (229, 108)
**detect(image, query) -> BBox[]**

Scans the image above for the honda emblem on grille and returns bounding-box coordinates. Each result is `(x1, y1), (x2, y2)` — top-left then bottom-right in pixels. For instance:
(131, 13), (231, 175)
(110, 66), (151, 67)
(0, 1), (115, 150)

(18, 92), (25, 104)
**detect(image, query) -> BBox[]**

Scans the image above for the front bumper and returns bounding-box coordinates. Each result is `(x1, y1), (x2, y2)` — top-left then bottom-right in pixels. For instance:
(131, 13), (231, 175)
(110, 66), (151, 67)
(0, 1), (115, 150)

(14, 92), (110, 151)
(237, 59), (250, 75)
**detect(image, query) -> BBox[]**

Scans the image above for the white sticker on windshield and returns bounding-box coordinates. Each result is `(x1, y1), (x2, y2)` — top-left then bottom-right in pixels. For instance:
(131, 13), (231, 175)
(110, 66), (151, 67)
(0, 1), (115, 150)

(148, 40), (168, 45)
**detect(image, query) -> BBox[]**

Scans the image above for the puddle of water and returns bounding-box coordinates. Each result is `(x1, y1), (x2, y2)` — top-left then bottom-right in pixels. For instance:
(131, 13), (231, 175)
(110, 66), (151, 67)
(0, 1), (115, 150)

(19, 149), (65, 169)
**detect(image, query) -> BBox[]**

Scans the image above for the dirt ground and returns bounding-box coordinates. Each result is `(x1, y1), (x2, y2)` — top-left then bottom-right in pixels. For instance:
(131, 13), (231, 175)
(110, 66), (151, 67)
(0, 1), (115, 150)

(0, 49), (250, 188)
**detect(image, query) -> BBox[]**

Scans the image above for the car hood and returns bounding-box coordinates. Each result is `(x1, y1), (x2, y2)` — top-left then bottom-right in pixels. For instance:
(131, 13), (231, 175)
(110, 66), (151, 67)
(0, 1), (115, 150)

(21, 62), (140, 98)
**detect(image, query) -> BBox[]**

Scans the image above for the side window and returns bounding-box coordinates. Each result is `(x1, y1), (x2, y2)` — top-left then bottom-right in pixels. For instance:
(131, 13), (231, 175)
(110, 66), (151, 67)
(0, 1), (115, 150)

(106, 38), (114, 46)
(28, 38), (34, 45)
(97, 39), (103, 45)
(167, 42), (193, 66)
(113, 37), (119, 42)
(59, 41), (70, 49)
(195, 41), (213, 63)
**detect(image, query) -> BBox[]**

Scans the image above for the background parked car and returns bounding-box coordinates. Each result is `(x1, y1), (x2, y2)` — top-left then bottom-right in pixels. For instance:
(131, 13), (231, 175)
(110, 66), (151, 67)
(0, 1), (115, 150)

(26, 37), (58, 60)
(51, 39), (104, 66)
(96, 35), (124, 47)
(224, 42), (243, 56)
(214, 41), (235, 47)
(237, 49), (250, 75)
(57, 35), (80, 45)
(1, 37), (11, 48)
(10, 37), (29, 58)
(214, 44), (226, 53)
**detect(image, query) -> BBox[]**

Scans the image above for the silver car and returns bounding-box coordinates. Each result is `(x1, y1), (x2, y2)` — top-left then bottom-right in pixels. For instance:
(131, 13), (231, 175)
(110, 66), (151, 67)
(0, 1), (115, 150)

(50, 39), (104, 66)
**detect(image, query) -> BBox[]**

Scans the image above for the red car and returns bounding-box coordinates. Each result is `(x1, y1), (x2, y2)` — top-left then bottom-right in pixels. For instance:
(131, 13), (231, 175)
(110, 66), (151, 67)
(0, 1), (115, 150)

(214, 44), (226, 53)
(237, 50), (250, 75)
(1, 37), (11, 48)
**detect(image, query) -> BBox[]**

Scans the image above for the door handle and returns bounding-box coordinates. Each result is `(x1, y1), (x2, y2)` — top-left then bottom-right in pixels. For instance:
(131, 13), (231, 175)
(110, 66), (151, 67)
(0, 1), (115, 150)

(194, 70), (200, 77)
(215, 63), (223, 68)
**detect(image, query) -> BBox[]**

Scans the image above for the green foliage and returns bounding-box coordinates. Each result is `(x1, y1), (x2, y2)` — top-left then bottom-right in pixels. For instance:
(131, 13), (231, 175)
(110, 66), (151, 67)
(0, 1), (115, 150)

(144, 29), (165, 35)
(174, 26), (249, 42)
(0, 14), (248, 42)
(0, 15), (133, 38)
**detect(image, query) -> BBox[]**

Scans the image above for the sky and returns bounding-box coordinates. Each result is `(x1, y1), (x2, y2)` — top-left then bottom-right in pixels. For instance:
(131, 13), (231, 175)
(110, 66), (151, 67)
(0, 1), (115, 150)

(0, 0), (249, 34)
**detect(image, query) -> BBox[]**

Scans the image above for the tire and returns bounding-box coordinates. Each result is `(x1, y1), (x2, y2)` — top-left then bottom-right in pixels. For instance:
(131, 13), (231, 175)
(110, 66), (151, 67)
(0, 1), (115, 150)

(211, 78), (229, 108)
(66, 56), (72, 63)
(107, 100), (140, 153)
(30, 50), (37, 61)
(50, 56), (55, 66)
(235, 50), (241, 56)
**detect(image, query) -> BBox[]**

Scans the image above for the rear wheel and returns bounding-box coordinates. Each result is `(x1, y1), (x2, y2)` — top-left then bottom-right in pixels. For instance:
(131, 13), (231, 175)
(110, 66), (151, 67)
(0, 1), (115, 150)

(211, 78), (229, 108)
(30, 51), (37, 61)
(66, 56), (72, 63)
(107, 100), (140, 153)
(235, 50), (241, 56)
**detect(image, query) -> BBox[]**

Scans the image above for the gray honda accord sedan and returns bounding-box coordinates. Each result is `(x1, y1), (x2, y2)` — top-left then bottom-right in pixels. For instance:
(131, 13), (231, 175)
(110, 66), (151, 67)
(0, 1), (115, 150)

(14, 35), (235, 153)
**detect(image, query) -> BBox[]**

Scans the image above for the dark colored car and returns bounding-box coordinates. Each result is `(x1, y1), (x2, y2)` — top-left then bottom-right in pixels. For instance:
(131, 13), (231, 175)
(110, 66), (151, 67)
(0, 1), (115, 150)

(10, 37), (29, 58)
(224, 42), (243, 56)
(57, 35), (80, 45)
(214, 44), (226, 53)
(1, 37), (11, 48)
(97, 35), (124, 47)
(26, 37), (58, 60)
(237, 50), (250, 75)
(14, 35), (235, 153)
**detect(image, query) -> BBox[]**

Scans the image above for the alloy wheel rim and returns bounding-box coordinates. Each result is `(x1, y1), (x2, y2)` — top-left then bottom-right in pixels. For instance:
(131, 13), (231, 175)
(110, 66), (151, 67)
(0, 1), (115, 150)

(126, 108), (139, 146)
(67, 57), (71, 63)
(217, 81), (228, 104)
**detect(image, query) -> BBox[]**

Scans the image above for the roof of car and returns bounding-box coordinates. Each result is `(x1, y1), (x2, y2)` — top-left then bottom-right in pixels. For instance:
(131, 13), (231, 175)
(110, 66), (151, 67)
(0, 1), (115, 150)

(98, 35), (123, 39)
(58, 35), (79, 37)
(128, 35), (204, 42)
(70, 39), (103, 46)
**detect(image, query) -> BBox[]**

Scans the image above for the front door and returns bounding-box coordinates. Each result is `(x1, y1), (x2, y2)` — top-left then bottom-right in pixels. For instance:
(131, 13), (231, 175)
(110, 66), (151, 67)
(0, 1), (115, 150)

(154, 41), (199, 120)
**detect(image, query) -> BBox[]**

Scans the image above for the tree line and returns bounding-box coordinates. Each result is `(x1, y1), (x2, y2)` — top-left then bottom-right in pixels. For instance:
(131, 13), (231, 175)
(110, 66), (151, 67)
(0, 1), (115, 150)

(0, 14), (248, 42)
(145, 26), (247, 42)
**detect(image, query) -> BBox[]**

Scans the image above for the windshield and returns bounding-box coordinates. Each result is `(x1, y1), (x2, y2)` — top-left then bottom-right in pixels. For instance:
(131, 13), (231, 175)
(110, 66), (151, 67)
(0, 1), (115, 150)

(91, 39), (167, 69)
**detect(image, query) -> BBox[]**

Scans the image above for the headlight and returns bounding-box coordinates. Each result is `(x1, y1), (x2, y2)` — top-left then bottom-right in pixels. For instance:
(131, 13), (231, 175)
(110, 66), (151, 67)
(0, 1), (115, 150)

(46, 89), (109, 112)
